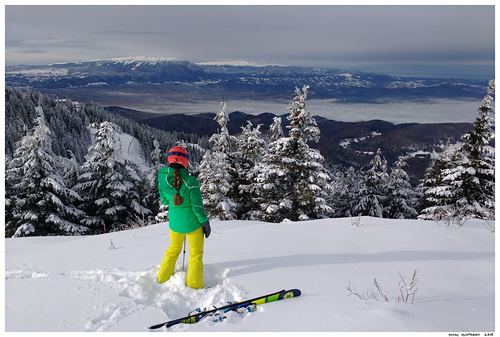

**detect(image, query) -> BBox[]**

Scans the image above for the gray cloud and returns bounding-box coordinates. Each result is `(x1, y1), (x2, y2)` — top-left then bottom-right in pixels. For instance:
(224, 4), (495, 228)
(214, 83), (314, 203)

(5, 5), (495, 78)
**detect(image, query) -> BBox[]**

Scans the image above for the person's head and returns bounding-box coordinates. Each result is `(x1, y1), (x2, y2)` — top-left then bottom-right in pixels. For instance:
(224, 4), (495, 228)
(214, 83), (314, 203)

(168, 146), (189, 206)
(168, 146), (189, 169)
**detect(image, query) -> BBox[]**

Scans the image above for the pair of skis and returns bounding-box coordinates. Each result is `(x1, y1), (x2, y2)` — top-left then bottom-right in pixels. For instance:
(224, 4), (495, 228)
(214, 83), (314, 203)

(148, 288), (301, 329)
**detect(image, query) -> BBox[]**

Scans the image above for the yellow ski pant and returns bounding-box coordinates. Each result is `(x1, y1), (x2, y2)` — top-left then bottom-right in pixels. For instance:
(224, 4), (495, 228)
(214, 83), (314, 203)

(157, 227), (204, 289)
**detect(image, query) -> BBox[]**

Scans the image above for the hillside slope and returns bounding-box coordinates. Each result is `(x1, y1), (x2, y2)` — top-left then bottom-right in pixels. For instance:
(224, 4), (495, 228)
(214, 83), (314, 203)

(5, 217), (494, 332)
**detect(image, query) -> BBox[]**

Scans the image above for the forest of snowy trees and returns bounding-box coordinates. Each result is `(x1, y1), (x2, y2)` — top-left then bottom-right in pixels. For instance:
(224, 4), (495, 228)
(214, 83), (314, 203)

(4, 81), (495, 237)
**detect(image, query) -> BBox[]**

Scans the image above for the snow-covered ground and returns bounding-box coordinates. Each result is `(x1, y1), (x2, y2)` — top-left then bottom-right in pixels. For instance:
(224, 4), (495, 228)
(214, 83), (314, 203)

(4, 217), (494, 333)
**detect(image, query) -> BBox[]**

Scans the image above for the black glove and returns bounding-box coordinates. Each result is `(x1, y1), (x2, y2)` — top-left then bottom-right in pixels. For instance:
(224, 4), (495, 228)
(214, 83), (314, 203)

(202, 221), (211, 238)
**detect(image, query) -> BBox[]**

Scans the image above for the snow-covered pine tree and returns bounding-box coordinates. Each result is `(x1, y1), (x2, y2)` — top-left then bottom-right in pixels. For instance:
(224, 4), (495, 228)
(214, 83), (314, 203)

(269, 116), (284, 142)
(234, 121), (267, 219)
(418, 143), (460, 225)
(146, 139), (164, 220)
(456, 79), (495, 222)
(331, 166), (362, 218)
(59, 150), (81, 190)
(5, 87), (92, 164)
(74, 122), (151, 233)
(286, 85), (320, 143)
(198, 99), (238, 220)
(353, 149), (389, 218)
(383, 157), (419, 219)
(250, 116), (287, 222)
(6, 106), (88, 237)
(419, 80), (495, 226)
(256, 85), (332, 222)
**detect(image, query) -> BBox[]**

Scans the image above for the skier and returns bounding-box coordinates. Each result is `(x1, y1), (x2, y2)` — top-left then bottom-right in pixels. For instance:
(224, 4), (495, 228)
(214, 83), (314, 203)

(157, 146), (211, 289)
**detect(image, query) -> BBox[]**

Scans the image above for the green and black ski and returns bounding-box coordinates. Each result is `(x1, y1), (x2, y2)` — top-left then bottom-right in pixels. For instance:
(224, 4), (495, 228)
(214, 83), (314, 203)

(148, 288), (301, 329)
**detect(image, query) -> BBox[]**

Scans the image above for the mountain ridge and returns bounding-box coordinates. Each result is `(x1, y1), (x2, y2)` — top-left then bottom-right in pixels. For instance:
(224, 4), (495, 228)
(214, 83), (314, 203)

(6, 57), (489, 105)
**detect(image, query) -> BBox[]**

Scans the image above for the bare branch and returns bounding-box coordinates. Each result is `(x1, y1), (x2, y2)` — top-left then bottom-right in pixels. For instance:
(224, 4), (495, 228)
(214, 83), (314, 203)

(347, 270), (418, 305)
(373, 278), (389, 302)
(346, 280), (363, 300)
(398, 270), (419, 303)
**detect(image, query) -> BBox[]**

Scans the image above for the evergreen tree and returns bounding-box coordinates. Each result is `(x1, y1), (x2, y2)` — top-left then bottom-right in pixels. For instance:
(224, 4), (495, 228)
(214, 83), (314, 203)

(255, 85), (332, 222)
(75, 122), (151, 233)
(59, 151), (81, 189)
(418, 141), (453, 212)
(269, 116), (284, 142)
(145, 139), (164, 219)
(6, 107), (87, 237)
(354, 149), (389, 217)
(199, 99), (238, 220)
(418, 144), (461, 225)
(236, 121), (266, 171)
(383, 157), (419, 219)
(247, 116), (286, 222)
(331, 166), (361, 217)
(286, 85), (320, 143)
(419, 80), (495, 225)
(234, 121), (267, 219)
(456, 79), (495, 221)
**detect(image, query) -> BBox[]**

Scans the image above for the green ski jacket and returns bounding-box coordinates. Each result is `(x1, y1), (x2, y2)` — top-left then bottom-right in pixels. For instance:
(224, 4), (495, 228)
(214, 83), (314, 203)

(158, 167), (209, 234)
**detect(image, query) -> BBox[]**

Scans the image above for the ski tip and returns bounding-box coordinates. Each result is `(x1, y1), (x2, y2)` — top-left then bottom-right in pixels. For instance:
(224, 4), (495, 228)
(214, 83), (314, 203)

(148, 324), (164, 330)
(284, 289), (301, 297)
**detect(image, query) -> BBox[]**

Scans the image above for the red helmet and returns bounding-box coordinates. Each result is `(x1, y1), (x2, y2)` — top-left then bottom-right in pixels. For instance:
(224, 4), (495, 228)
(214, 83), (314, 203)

(168, 146), (189, 168)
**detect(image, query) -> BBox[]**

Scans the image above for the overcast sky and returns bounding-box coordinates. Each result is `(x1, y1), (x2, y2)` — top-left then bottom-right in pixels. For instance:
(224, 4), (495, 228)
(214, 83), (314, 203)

(5, 4), (495, 79)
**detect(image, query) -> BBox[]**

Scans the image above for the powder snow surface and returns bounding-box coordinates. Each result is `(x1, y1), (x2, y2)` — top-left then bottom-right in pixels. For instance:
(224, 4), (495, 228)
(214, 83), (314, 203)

(4, 217), (495, 333)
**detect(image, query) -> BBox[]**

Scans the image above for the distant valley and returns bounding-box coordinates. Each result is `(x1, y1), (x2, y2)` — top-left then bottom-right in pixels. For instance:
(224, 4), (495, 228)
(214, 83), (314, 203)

(6, 56), (489, 117)
(6, 57), (483, 182)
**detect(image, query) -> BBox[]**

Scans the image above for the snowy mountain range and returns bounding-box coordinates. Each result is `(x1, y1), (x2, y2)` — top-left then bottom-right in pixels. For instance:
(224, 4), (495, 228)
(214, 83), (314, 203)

(5, 56), (489, 104)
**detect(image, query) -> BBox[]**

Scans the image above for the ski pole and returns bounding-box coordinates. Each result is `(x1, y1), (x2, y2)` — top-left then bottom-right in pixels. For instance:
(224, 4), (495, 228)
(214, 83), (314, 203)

(182, 236), (187, 271)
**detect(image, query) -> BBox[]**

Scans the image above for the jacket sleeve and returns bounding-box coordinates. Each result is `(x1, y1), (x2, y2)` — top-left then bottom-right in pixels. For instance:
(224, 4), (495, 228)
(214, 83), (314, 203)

(159, 188), (169, 206)
(158, 168), (169, 206)
(189, 178), (209, 224)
